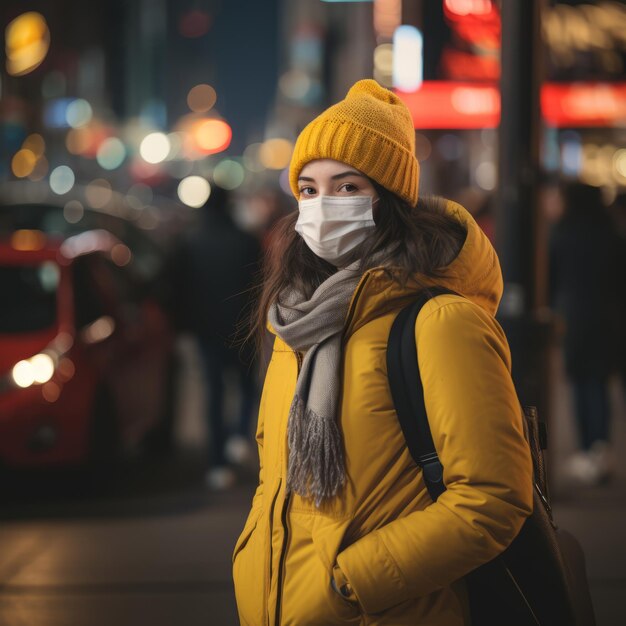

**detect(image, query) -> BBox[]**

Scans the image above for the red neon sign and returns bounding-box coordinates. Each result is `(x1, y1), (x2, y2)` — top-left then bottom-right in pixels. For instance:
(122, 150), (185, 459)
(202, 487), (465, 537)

(396, 82), (626, 129)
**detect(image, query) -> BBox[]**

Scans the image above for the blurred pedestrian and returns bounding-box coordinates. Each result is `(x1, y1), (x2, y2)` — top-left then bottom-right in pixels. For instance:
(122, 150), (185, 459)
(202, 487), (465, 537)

(172, 187), (261, 490)
(608, 192), (626, 394)
(549, 182), (623, 486)
(240, 187), (292, 252)
(233, 80), (533, 625)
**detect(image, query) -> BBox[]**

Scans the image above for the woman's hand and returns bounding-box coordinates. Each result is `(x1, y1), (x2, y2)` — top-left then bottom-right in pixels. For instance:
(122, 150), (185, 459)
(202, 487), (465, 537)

(330, 564), (358, 604)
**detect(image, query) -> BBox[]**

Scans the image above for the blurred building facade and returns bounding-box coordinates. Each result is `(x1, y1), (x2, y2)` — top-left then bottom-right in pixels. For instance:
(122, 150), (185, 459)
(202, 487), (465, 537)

(2, 1), (626, 220)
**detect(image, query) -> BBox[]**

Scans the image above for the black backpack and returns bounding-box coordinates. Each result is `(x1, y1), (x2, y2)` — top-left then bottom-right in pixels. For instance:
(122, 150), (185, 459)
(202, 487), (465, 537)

(386, 287), (596, 626)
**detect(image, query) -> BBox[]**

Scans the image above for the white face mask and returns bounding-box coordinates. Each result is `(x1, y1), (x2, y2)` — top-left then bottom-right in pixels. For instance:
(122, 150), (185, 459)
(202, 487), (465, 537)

(295, 195), (377, 266)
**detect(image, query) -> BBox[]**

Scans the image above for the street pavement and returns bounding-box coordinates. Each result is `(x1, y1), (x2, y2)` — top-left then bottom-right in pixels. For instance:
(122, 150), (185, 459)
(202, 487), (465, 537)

(0, 339), (624, 626)
(0, 451), (255, 626)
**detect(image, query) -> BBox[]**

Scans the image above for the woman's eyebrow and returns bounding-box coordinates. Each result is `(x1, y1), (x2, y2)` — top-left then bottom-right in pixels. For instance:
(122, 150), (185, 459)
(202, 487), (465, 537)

(298, 170), (365, 183)
(331, 170), (366, 180)
(298, 170), (365, 182)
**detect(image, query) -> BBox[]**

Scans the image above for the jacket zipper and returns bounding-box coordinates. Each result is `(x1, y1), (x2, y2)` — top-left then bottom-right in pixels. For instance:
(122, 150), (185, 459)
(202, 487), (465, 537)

(273, 491), (291, 626)
(266, 483), (282, 626)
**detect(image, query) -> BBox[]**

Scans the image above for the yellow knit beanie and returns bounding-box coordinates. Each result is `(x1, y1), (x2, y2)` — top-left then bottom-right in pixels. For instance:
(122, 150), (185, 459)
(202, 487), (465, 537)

(289, 79), (419, 206)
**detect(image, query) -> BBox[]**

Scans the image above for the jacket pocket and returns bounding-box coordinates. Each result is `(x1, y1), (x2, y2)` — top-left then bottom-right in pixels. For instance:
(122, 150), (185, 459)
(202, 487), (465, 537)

(233, 506), (265, 626)
(233, 505), (262, 564)
(304, 516), (362, 624)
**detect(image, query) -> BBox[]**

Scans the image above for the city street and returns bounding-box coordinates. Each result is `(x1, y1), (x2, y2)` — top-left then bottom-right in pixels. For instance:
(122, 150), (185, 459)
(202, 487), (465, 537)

(0, 341), (624, 626)
(1, 2), (625, 626)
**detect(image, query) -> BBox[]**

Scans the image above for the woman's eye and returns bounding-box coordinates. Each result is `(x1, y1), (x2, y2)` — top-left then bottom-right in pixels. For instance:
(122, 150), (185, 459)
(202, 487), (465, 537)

(340, 183), (358, 193)
(299, 187), (316, 196)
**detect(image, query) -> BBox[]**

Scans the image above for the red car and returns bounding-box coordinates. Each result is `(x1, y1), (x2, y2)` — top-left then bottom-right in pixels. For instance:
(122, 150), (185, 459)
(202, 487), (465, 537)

(0, 228), (177, 469)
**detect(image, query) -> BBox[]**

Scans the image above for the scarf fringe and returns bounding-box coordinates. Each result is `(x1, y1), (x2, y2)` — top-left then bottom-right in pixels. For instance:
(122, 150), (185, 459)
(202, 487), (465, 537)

(286, 396), (346, 507)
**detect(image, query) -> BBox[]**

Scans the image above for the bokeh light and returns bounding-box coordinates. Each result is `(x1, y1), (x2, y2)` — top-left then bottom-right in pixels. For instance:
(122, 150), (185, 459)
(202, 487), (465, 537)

(374, 44), (394, 73)
(187, 84), (217, 113)
(445, 0), (493, 17)
(23, 134), (45, 157)
(12, 360), (36, 388)
(243, 143), (266, 172)
(86, 179), (113, 208)
(12, 149), (37, 178)
(111, 244), (132, 267)
(374, 0), (402, 38)
(11, 229), (46, 251)
(374, 43), (394, 87)
(30, 353), (55, 384)
(66, 99), (93, 128)
(580, 143), (605, 187)
(66, 127), (93, 155)
(259, 138), (293, 170)
(97, 137), (126, 170)
(140, 132), (170, 163)
(178, 9), (212, 38)
(392, 25), (423, 92)
(613, 149), (626, 182)
(82, 316), (116, 344)
(65, 123), (110, 158)
(178, 176), (211, 208)
(57, 358), (75, 382)
(44, 98), (74, 128)
(49, 166), (75, 195)
(213, 159), (246, 190)
(42, 382), (61, 403)
(279, 70), (312, 101)
(561, 133), (582, 177)
(5, 12), (50, 76)
(63, 200), (84, 224)
(194, 119), (232, 155)
(38, 262), (60, 292)
(475, 161), (497, 190)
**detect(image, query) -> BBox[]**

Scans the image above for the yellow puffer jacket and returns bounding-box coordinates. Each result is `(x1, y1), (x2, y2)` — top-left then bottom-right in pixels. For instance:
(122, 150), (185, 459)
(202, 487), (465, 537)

(233, 201), (534, 626)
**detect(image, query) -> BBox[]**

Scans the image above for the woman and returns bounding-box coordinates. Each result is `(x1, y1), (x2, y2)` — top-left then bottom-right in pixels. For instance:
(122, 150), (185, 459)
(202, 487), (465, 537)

(233, 79), (533, 626)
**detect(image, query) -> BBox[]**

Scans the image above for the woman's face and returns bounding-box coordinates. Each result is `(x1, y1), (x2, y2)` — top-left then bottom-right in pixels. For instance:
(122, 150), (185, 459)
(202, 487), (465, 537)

(297, 159), (379, 206)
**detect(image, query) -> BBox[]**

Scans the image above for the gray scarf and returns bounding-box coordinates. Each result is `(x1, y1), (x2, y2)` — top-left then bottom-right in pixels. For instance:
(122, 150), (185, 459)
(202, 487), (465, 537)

(268, 262), (363, 506)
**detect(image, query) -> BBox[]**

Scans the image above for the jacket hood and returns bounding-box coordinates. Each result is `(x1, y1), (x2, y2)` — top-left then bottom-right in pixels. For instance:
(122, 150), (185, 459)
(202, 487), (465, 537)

(345, 200), (503, 337)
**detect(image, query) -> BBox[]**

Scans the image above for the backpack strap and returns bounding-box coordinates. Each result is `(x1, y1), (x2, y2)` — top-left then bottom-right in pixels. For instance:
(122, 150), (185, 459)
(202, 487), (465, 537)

(386, 287), (458, 502)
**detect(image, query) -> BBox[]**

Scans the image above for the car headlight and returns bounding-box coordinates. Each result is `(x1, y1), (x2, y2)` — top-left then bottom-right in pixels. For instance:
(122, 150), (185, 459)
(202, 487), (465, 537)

(12, 353), (55, 388)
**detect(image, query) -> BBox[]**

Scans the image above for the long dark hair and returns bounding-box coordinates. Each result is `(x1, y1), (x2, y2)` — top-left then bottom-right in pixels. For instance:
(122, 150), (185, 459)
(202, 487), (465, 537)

(248, 183), (467, 352)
